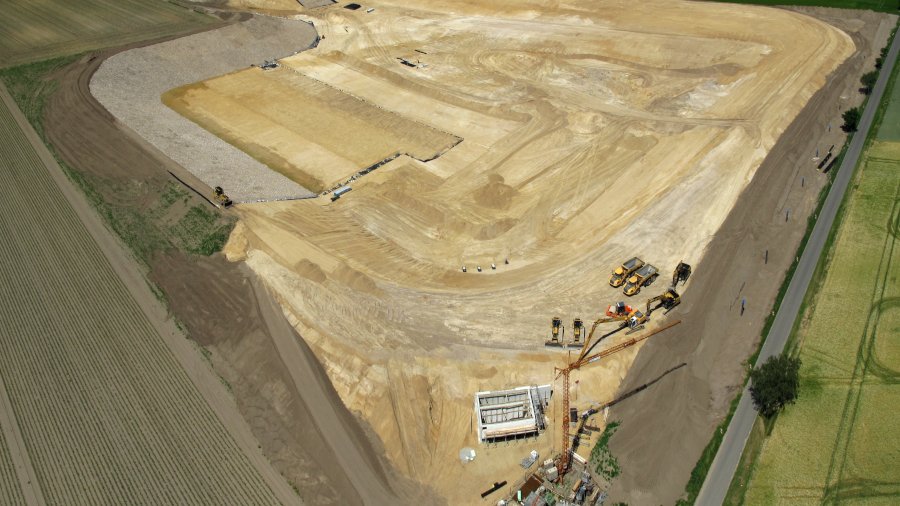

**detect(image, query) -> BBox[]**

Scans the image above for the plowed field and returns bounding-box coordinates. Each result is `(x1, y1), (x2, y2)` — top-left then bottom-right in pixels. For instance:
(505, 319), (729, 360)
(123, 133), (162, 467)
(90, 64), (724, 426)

(0, 0), (214, 68)
(0, 429), (26, 506)
(0, 88), (282, 504)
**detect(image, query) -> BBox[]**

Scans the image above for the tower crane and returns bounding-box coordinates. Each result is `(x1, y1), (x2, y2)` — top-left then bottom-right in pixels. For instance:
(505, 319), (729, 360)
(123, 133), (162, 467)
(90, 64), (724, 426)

(554, 319), (682, 476)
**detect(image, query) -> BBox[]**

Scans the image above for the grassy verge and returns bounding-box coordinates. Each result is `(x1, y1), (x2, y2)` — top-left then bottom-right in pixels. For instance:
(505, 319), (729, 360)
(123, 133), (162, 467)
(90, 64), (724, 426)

(0, 57), (234, 265)
(706, 0), (899, 12)
(589, 421), (622, 481)
(0, 54), (81, 138)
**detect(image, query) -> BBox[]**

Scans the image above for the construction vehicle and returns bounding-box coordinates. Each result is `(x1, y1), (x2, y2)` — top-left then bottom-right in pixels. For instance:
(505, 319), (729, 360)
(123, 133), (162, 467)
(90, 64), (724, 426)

(213, 186), (232, 208)
(624, 309), (649, 333)
(646, 288), (681, 315)
(672, 261), (692, 288)
(572, 318), (584, 344)
(609, 257), (645, 288)
(545, 317), (565, 347)
(623, 264), (659, 296)
(555, 319), (682, 476)
(606, 302), (633, 318)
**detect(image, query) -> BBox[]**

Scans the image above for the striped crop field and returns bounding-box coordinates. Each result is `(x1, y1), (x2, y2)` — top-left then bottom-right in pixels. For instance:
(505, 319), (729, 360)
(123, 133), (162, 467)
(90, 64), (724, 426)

(0, 429), (26, 506)
(0, 91), (281, 504)
(743, 141), (900, 504)
(0, 0), (214, 68)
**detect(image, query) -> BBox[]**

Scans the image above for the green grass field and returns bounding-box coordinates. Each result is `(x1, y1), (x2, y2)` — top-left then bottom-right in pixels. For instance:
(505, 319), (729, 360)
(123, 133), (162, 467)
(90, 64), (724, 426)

(0, 0), (213, 68)
(707, 0), (898, 12)
(742, 138), (900, 505)
(878, 62), (900, 140)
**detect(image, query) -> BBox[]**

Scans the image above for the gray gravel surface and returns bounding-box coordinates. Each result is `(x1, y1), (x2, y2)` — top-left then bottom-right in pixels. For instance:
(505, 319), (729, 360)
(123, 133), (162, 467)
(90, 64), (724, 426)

(91, 15), (319, 203)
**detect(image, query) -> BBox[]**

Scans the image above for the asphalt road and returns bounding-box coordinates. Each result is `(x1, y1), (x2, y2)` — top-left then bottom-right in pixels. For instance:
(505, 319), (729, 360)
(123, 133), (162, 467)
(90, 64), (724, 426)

(696, 31), (900, 506)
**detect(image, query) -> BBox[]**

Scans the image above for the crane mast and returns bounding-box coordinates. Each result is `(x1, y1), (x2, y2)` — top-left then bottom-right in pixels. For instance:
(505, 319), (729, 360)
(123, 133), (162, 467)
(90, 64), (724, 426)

(555, 320), (681, 475)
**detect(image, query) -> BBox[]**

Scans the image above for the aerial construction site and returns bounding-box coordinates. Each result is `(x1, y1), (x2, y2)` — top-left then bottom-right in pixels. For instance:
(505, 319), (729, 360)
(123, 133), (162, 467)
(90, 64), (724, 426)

(3, 0), (896, 504)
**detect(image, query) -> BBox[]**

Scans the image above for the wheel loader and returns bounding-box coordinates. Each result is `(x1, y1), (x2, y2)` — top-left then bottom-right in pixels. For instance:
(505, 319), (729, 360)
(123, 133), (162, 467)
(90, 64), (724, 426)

(214, 186), (233, 208)
(609, 257), (645, 288)
(623, 264), (659, 296)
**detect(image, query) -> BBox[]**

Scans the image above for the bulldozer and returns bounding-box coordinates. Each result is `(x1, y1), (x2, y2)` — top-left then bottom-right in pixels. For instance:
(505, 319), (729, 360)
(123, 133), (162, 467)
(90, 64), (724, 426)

(214, 186), (233, 208)
(609, 257), (645, 287)
(623, 264), (659, 296)
(545, 316), (565, 347)
(672, 261), (692, 287)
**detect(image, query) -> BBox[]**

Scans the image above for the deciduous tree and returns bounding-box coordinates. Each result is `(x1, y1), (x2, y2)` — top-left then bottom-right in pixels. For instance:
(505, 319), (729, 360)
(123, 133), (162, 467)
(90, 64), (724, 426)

(749, 354), (801, 419)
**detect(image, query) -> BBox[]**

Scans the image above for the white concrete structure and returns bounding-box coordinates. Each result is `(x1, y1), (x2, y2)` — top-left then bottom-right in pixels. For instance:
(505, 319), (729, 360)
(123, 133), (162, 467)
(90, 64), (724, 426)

(474, 385), (551, 443)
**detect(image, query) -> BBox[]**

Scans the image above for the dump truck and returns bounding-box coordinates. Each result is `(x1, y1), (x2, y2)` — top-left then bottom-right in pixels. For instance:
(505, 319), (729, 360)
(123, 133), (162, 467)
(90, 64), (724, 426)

(623, 264), (659, 296)
(609, 257), (645, 288)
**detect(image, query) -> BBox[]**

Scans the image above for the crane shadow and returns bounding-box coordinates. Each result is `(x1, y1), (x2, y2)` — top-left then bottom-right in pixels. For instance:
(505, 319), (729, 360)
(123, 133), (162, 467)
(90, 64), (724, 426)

(570, 362), (688, 456)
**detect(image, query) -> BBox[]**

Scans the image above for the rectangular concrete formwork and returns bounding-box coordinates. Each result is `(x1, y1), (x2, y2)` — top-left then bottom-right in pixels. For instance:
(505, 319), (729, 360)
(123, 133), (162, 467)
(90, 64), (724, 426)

(474, 385), (551, 443)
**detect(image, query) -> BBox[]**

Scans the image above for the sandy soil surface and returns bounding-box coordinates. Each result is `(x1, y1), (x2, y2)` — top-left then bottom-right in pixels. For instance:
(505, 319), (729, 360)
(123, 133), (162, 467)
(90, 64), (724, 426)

(164, 68), (461, 192)
(605, 8), (897, 505)
(90, 15), (319, 202)
(179, 0), (862, 501)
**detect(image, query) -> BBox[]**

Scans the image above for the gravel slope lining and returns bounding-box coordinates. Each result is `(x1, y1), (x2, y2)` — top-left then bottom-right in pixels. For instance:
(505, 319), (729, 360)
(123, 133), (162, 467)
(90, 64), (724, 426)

(91, 15), (319, 203)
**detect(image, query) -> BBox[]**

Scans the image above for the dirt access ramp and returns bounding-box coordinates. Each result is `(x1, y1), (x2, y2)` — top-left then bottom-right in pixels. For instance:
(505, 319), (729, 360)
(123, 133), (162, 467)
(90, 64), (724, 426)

(605, 8), (897, 505)
(90, 15), (319, 203)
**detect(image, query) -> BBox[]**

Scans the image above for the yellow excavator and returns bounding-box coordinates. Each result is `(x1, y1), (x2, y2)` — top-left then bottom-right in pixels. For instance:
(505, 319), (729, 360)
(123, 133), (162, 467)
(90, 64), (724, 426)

(646, 288), (682, 315)
(214, 186), (233, 208)
(622, 287), (683, 334)
(609, 257), (645, 288)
